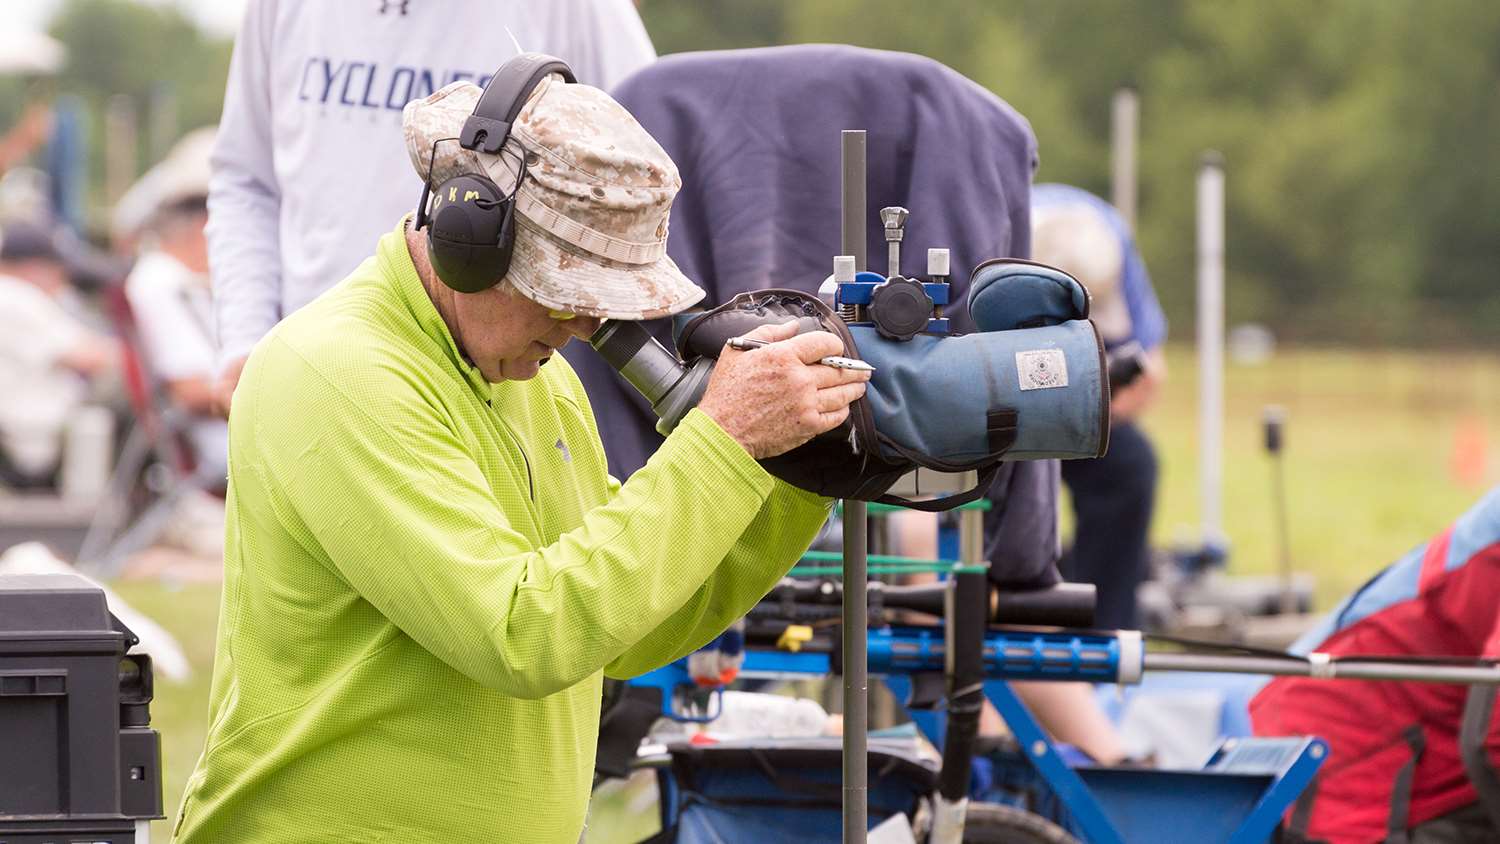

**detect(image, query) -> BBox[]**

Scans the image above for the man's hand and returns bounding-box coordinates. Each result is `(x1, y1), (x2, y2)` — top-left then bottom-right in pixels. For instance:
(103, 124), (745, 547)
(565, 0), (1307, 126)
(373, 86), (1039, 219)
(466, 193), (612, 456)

(214, 354), (250, 418)
(1109, 347), (1166, 425)
(696, 321), (870, 459)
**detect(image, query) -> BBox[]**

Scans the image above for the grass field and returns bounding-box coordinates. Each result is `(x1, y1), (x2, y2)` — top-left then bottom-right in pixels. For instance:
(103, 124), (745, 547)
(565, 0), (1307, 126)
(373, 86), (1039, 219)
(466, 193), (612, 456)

(107, 578), (219, 841)
(100, 344), (1500, 837)
(1143, 345), (1499, 605)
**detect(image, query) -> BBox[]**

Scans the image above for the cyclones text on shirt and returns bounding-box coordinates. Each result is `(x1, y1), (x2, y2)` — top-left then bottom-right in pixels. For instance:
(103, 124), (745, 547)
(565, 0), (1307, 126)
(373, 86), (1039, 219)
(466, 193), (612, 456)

(297, 57), (496, 118)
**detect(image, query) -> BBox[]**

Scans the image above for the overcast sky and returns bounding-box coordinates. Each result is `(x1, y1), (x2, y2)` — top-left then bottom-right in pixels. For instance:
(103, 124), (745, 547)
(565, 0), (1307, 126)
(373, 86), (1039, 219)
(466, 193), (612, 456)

(16, 0), (248, 38)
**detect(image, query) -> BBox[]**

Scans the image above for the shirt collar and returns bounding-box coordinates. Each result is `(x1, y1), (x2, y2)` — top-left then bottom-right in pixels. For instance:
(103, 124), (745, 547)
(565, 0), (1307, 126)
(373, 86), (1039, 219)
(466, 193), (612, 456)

(379, 215), (495, 401)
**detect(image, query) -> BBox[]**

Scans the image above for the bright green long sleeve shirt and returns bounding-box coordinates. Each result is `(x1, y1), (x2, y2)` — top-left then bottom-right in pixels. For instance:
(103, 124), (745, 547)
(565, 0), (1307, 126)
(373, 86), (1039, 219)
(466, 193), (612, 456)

(173, 222), (831, 843)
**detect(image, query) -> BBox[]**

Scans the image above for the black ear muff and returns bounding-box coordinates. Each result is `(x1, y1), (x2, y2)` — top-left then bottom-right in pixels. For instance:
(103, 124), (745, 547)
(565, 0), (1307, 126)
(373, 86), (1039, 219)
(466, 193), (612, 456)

(413, 52), (576, 294)
(425, 174), (513, 294)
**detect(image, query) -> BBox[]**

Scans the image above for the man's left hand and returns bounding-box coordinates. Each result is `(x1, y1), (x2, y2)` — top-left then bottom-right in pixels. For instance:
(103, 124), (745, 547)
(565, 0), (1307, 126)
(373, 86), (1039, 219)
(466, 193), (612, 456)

(1110, 347), (1166, 425)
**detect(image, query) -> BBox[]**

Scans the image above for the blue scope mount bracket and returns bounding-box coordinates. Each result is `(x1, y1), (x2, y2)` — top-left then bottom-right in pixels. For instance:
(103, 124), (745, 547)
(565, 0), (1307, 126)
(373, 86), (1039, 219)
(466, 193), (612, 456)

(641, 628), (1145, 690)
(734, 628), (1145, 685)
(836, 270), (952, 335)
(868, 626), (1143, 684)
(634, 627), (1145, 723)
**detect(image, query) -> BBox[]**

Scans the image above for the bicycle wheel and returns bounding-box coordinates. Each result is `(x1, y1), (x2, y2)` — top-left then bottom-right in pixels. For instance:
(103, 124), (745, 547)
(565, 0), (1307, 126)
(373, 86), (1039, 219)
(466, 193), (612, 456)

(959, 801), (1080, 844)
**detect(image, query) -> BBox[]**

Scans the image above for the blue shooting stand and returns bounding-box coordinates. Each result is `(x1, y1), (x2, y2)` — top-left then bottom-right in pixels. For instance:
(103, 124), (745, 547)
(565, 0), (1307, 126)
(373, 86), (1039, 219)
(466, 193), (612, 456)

(626, 463), (1324, 843)
(634, 631), (1325, 843)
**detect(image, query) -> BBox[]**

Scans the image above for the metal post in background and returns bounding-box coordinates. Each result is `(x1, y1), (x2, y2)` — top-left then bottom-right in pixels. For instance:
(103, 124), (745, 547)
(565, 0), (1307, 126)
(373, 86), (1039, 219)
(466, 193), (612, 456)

(1110, 87), (1139, 232)
(147, 84), (179, 164)
(104, 94), (138, 208)
(840, 129), (868, 844)
(1196, 153), (1226, 548)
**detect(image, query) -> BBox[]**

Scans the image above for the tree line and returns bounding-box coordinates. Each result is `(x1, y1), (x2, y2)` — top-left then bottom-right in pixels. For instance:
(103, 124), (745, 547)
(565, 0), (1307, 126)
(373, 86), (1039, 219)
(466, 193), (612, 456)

(642, 0), (1500, 348)
(7, 0), (1497, 347)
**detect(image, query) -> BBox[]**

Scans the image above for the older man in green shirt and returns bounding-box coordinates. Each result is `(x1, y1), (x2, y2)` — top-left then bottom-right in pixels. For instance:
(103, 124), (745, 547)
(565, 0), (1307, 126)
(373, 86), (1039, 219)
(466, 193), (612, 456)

(173, 70), (868, 842)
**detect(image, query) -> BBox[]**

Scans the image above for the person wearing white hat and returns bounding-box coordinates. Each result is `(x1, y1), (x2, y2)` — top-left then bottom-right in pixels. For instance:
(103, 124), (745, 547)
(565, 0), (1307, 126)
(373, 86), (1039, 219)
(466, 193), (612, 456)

(172, 61), (870, 842)
(1030, 183), (1168, 630)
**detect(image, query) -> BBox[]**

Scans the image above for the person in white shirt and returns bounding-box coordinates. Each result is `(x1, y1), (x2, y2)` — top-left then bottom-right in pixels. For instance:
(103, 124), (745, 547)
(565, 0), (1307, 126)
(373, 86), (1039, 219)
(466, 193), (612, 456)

(124, 199), (226, 485)
(116, 126), (228, 486)
(0, 221), (116, 488)
(207, 0), (657, 409)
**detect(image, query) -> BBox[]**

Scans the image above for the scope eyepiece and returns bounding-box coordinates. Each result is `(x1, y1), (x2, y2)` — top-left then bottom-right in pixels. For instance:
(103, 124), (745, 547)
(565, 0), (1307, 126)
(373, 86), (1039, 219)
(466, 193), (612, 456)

(589, 321), (715, 435)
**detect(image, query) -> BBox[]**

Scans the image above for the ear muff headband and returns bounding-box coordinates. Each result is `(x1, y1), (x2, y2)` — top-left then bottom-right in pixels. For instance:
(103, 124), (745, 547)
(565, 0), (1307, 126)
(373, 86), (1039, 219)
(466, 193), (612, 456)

(462, 53), (577, 154)
(417, 52), (576, 293)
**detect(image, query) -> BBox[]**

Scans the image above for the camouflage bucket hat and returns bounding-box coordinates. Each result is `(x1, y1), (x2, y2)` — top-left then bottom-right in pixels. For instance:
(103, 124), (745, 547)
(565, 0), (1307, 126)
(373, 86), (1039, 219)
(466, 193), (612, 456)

(403, 77), (704, 320)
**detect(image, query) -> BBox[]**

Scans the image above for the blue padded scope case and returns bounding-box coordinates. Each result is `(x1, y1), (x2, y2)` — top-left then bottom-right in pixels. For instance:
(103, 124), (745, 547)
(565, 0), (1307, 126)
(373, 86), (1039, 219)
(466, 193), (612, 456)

(854, 259), (1109, 466)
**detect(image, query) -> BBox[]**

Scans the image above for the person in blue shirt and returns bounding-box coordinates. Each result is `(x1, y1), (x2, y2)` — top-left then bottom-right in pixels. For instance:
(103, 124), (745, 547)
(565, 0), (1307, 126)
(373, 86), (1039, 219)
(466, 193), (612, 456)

(1031, 183), (1168, 630)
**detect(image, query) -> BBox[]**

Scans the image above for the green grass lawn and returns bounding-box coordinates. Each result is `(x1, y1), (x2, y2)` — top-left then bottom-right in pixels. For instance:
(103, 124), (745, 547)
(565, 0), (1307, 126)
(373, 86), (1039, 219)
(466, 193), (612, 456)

(102, 344), (1500, 837)
(1140, 345), (1499, 605)
(107, 579), (220, 841)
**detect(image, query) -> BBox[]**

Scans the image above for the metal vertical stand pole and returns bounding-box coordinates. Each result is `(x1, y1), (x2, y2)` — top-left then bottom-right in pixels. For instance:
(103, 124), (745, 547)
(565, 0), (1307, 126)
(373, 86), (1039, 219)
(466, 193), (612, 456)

(1111, 87), (1139, 232)
(840, 129), (868, 843)
(1197, 153), (1226, 548)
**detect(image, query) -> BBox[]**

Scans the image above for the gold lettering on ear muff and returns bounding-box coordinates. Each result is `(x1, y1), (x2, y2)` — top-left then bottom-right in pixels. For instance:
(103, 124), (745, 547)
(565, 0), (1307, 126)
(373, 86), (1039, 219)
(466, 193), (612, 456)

(417, 55), (576, 293)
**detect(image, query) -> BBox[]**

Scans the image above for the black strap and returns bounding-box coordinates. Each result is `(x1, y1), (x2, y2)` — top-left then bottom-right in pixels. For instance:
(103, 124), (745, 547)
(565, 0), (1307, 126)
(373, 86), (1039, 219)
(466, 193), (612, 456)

(1385, 724), (1426, 844)
(875, 461), (1003, 512)
(986, 408), (1019, 454)
(1460, 684), (1500, 831)
(461, 52), (576, 154)
(593, 685), (662, 781)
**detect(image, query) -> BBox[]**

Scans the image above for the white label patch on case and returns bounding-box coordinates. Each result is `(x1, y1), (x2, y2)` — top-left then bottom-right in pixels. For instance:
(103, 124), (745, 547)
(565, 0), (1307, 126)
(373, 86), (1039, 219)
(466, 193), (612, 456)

(1016, 349), (1068, 391)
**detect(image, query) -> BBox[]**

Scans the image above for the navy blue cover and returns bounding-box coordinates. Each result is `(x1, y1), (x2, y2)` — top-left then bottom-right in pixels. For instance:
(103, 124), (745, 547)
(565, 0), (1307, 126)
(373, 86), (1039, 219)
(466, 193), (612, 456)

(560, 45), (1058, 587)
(657, 739), (933, 843)
(562, 44), (1038, 478)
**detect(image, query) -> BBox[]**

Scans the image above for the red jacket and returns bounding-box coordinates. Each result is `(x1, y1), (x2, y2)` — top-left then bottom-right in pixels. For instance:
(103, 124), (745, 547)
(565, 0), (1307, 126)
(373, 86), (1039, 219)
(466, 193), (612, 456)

(1251, 489), (1500, 843)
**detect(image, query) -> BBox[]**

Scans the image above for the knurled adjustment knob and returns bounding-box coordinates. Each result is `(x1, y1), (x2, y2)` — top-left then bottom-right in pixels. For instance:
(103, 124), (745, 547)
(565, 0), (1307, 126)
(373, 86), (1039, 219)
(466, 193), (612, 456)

(869, 276), (932, 341)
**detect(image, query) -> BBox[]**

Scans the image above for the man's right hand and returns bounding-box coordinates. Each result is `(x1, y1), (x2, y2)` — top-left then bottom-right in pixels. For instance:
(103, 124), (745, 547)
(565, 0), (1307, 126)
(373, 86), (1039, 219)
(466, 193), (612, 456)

(1108, 347), (1166, 425)
(695, 321), (870, 460)
(214, 354), (250, 418)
